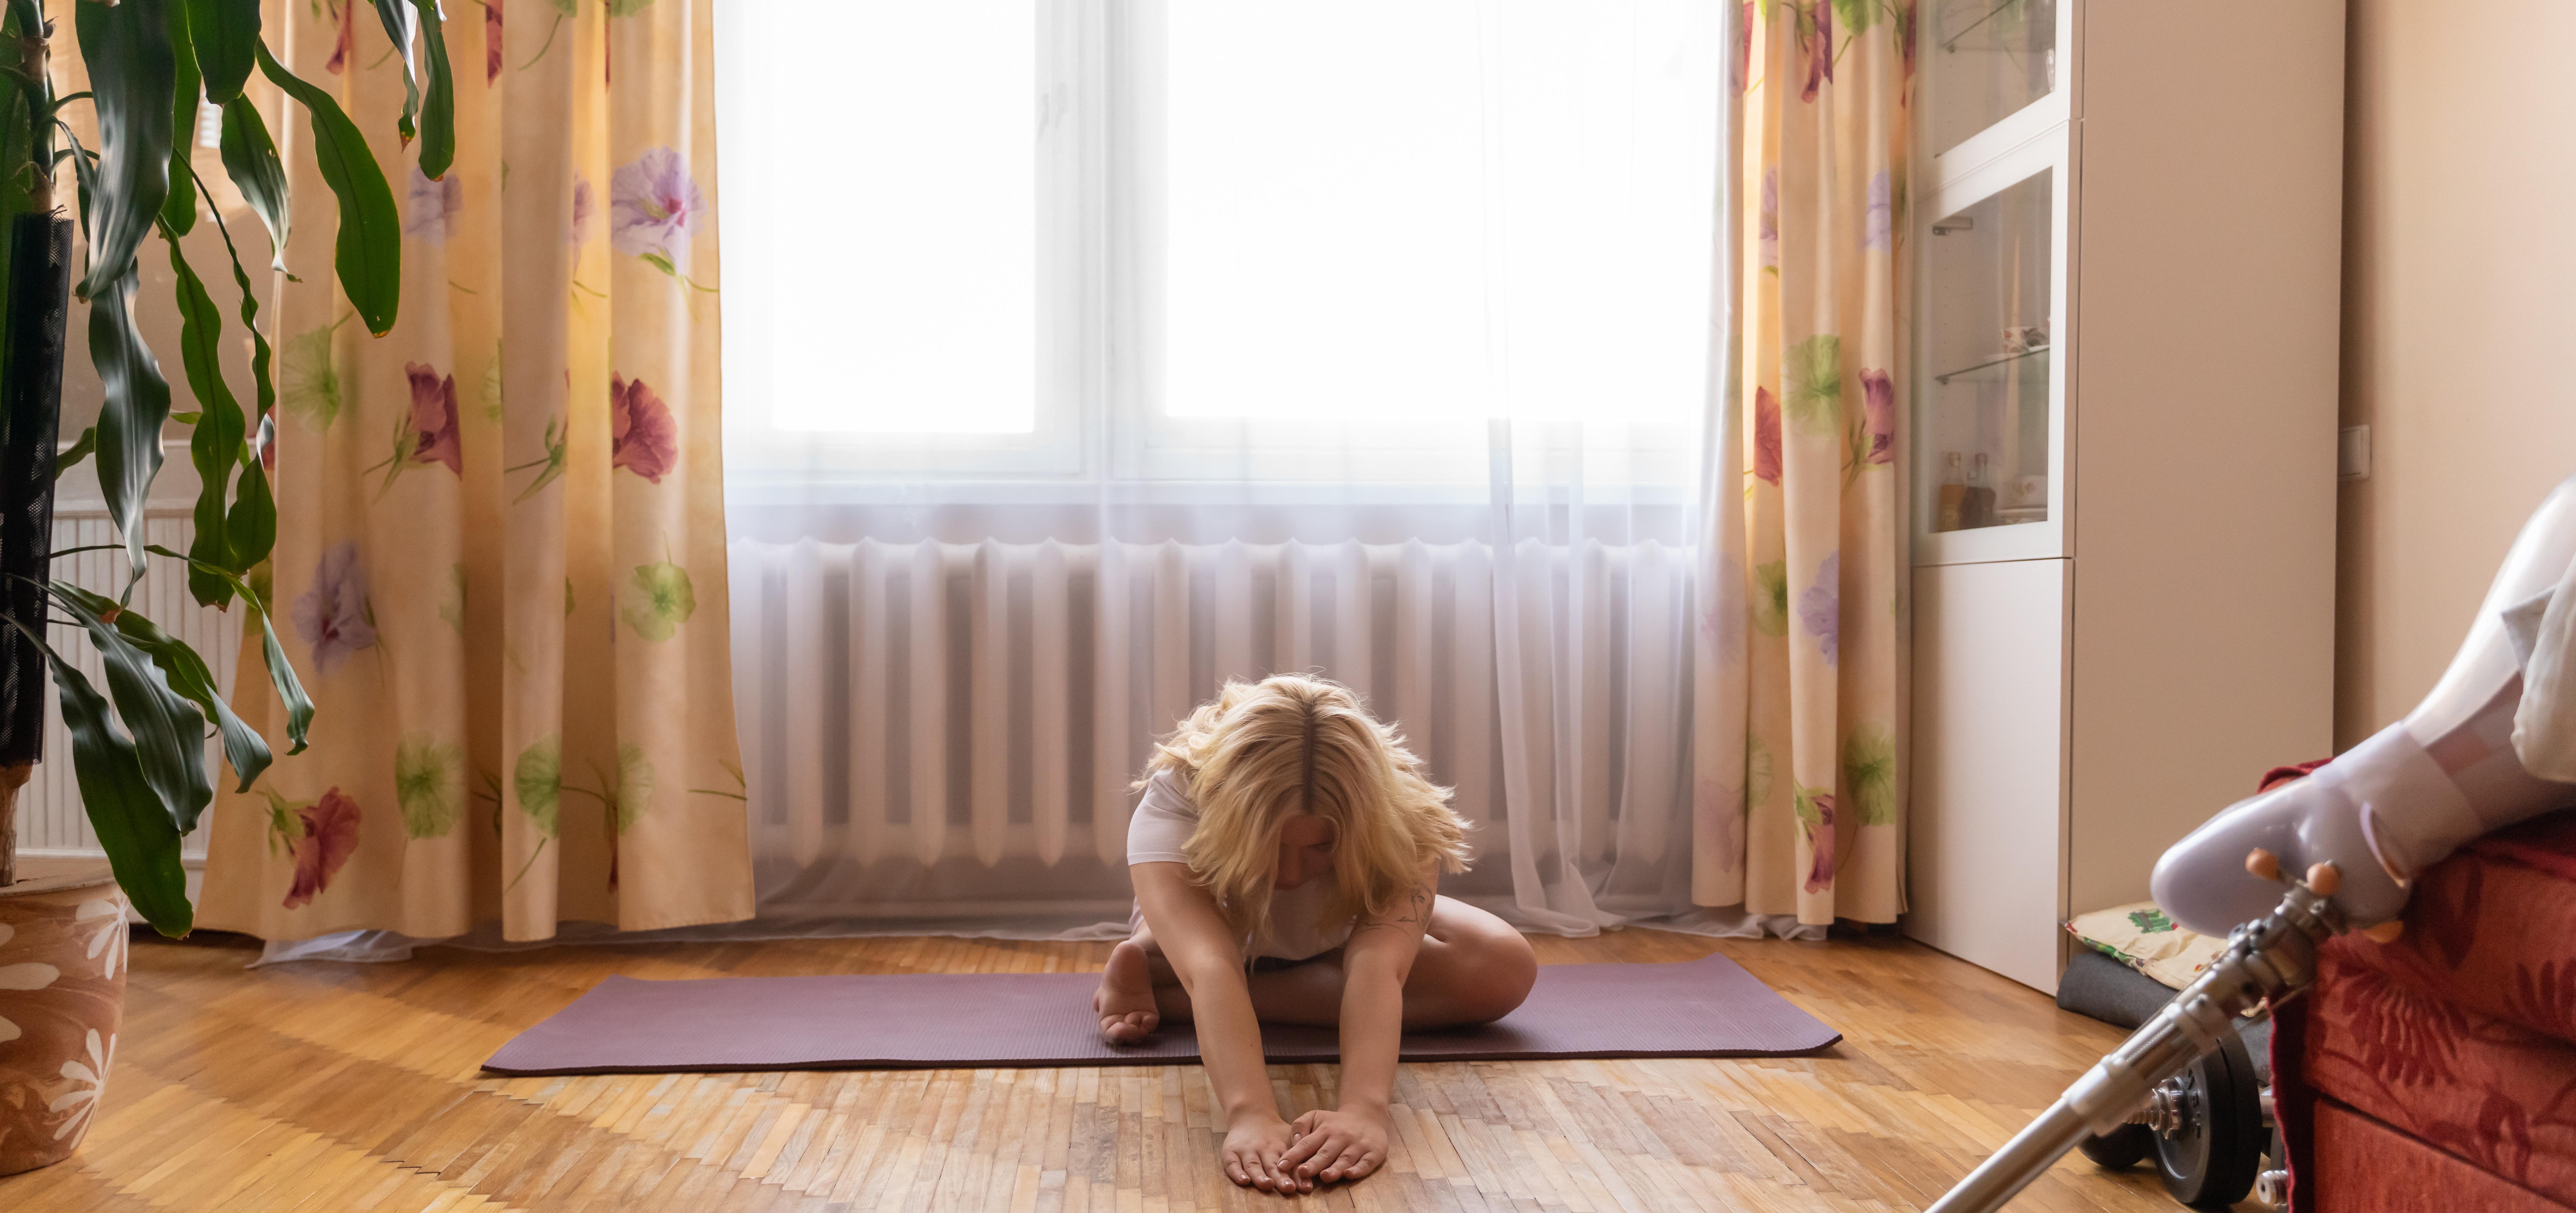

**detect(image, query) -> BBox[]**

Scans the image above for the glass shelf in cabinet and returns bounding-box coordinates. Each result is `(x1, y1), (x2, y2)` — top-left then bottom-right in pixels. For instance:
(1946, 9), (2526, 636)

(1933, 344), (2049, 385)
(1936, 0), (2056, 55)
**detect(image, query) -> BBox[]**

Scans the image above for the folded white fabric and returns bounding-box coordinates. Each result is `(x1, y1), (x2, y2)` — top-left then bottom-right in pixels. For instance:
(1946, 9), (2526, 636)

(2514, 552), (2576, 783)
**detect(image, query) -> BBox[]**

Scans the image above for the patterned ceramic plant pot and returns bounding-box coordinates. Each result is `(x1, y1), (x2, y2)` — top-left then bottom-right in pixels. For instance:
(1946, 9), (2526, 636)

(0, 859), (127, 1175)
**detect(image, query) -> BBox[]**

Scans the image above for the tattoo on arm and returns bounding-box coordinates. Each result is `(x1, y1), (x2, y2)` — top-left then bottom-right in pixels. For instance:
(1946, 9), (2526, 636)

(1358, 886), (1434, 933)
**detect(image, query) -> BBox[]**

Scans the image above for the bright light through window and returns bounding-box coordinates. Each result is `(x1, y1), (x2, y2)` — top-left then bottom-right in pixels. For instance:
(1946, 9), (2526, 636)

(719, 1), (1037, 434)
(717, 1), (1723, 459)
(1161, 1), (1722, 424)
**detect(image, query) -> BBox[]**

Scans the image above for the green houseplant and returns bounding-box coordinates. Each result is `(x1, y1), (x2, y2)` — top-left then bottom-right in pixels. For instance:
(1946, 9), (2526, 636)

(0, 0), (452, 934)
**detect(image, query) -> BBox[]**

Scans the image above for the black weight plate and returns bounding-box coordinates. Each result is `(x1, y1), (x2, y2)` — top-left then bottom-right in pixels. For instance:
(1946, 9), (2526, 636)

(2155, 1031), (2265, 1208)
(2078, 1123), (2153, 1170)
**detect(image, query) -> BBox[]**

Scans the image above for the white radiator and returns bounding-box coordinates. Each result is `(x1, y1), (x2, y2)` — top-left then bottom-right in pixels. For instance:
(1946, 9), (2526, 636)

(16, 510), (235, 862)
(728, 536), (1695, 885)
(16, 513), (1701, 924)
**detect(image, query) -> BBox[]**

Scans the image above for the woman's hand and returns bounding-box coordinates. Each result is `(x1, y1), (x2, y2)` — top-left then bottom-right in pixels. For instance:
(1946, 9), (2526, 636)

(1280, 1104), (1392, 1189)
(1221, 1112), (1300, 1193)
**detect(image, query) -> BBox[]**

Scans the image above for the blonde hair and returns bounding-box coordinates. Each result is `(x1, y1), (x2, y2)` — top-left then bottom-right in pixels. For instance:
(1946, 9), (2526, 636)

(1140, 674), (1470, 951)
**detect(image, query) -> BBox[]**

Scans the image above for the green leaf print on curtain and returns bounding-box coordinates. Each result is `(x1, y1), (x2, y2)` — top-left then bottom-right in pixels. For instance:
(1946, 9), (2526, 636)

(394, 733), (464, 838)
(622, 560), (696, 641)
(196, 0), (751, 942)
(1783, 334), (1842, 435)
(1695, 0), (1911, 927)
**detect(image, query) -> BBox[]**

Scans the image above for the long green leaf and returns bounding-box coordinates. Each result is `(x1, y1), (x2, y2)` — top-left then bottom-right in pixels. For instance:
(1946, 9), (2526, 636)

(0, 0), (35, 48)
(77, 121), (167, 579)
(408, 0), (454, 180)
(257, 43), (399, 334)
(228, 457), (276, 569)
(206, 191), (278, 423)
(217, 97), (290, 273)
(49, 582), (215, 835)
(148, 544), (311, 753)
(72, 0), (177, 299)
(191, 179), (282, 570)
(185, 0), (260, 104)
(65, 126), (94, 218)
(87, 268), (173, 582)
(252, 574), (309, 753)
(160, 0), (198, 235)
(185, 161), (275, 427)
(109, 600), (269, 792)
(371, 0), (421, 148)
(53, 426), (96, 481)
(1, 616), (193, 935)
(162, 223), (242, 606)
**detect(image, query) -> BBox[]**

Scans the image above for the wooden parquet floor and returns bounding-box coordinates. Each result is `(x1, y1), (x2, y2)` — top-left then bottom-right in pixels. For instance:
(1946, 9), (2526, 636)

(0, 926), (2232, 1212)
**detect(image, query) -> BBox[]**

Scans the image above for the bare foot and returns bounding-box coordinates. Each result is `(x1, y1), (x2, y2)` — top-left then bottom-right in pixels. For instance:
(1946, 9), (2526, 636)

(1095, 937), (1162, 1045)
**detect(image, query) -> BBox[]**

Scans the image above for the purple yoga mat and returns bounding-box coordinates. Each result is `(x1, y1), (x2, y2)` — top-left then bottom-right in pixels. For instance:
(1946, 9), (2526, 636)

(482, 954), (1839, 1075)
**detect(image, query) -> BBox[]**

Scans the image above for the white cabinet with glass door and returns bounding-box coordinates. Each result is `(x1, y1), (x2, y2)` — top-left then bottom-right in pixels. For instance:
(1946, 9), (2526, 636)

(1901, 0), (2349, 993)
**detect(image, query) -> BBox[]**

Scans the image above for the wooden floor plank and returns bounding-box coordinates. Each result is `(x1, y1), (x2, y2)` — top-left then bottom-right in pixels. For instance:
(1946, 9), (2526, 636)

(0, 928), (2254, 1211)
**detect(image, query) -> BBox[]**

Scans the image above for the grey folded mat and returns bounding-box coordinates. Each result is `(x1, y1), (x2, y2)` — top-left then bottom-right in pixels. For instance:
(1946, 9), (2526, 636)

(484, 953), (1841, 1075)
(2057, 947), (2271, 1081)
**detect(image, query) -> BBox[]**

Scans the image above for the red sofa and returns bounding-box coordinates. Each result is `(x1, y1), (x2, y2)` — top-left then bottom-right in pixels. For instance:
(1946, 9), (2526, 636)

(2271, 806), (2576, 1211)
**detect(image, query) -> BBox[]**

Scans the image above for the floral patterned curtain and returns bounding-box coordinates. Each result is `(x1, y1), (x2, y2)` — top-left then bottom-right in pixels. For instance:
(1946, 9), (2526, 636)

(1695, 0), (1911, 927)
(196, 0), (751, 940)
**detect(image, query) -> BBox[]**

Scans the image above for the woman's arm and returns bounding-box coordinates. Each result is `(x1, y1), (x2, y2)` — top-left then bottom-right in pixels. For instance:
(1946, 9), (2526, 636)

(1130, 861), (1296, 1191)
(1282, 862), (1438, 1188)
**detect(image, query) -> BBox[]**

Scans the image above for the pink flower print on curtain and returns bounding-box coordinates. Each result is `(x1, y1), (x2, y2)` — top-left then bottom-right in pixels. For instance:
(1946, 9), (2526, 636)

(1861, 370), (1896, 465)
(1754, 387), (1783, 485)
(406, 363), (464, 475)
(282, 789), (361, 909)
(1759, 168), (1780, 271)
(293, 541), (377, 677)
(195, 0), (753, 946)
(485, 0), (505, 83)
(1704, 0), (1909, 930)
(1799, 0), (1835, 102)
(1898, 0), (1919, 84)
(610, 374), (678, 482)
(1796, 786), (1837, 894)
(568, 174), (597, 245)
(325, 0), (355, 75)
(1864, 171), (1892, 250)
(610, 147), (706, 259)
(1798, 552), (1840, 666)
(406, 167), (463, 244)
(1734, 1), (1754, 93)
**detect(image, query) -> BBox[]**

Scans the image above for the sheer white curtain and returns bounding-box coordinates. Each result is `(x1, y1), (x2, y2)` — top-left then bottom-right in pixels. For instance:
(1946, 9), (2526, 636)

(713, 0), (1801, 940)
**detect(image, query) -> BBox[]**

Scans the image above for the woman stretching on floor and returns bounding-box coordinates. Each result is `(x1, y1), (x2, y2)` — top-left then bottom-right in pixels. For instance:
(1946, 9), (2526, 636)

(1092, 674), (1540, 1195)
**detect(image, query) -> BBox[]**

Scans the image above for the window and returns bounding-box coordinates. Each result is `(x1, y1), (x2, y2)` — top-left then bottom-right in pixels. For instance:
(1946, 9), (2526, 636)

(716, 2), (1054, 449)
(717, 1), (1725, 490)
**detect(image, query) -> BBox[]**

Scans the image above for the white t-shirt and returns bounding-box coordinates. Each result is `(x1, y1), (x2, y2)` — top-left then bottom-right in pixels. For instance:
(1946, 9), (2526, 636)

(1128, 767), (1355, 961)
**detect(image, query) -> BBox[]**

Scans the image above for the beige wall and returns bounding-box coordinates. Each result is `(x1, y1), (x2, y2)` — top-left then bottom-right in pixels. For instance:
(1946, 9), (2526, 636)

(2336, 0), (2576, 746)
